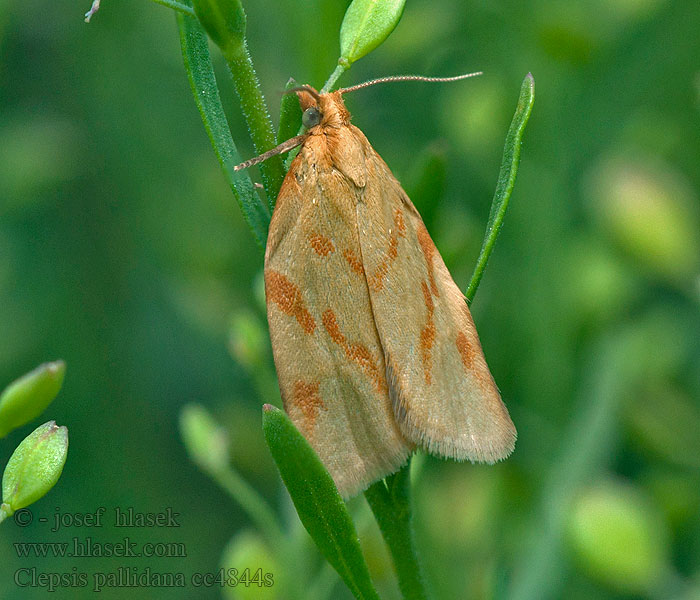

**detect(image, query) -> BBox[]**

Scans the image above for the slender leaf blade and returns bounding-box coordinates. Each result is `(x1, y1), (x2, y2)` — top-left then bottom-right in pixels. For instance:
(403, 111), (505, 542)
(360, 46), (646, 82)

(365, 462), (429, 600)
(276, 78), (303, 158)
(262, 404), (380, 600)
(190, 0), (246, 56)
(177, 12), (270, 248)
(466, 73), (535, 303)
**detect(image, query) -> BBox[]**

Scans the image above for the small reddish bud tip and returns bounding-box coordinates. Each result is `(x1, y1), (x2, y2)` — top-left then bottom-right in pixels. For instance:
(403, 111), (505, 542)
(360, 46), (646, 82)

(262, 404), (275, 412)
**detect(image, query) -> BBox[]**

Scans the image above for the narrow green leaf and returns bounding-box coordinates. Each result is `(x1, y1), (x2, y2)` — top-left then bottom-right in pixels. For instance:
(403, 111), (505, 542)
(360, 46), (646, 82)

(339, 0), (406, 66)
(466, 73), (535, 304)
(224, 47), (287, 211)
(277, 78), (302, 147)
(0, 361), (65, 439)
(177, 12), (270, 248)
(190, 0), (246, 56)
(151, 0), (195, 17)
(262, 404), (380, 600)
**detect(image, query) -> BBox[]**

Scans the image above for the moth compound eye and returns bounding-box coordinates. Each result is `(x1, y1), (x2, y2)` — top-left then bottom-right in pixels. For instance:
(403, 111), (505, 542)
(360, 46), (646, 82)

(302, 107), (322, 129)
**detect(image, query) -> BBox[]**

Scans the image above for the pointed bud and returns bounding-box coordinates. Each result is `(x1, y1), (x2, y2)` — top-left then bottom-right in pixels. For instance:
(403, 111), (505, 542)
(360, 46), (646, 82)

(2, 421), (69, 516)
(339, 0), (406, 66)
(221, 530), (282, 600)
(566, 480), (668, 593)
(228, 311), (266, 371)
(0, 361), (66, 438)
(179, 404), (229, 475)
(587, 159), (700, 281)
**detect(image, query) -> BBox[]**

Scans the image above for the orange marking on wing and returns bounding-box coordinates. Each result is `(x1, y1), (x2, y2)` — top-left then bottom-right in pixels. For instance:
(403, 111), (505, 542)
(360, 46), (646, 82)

(369, 208), (407, 291)
(309, 233), (335, 256)
(455, 331), (476, 371)
(369, 262), (390, 292)
(455, 331), (492, 392)
(394, 207), (406, 236)
(292, 380), (325, 431)
(322, 309), (385, 393)
(417, 224), (439, 297)
(388, 233), (399, 260)
(343, 248), (365, 276)
(322, 309), (345, 345)
(419, 281), (436, 385)
(265, 270), (316, 334)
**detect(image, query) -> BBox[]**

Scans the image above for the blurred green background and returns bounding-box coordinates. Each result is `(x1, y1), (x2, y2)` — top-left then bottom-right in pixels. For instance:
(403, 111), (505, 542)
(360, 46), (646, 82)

(1, 0), (699, 598)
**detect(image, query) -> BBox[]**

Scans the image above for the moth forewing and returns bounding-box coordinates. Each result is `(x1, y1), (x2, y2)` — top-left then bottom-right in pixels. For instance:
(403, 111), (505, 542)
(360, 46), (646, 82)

(263, 87), (515, 498)
(264, 92), (412, 499)
(353, 132), (516, 463)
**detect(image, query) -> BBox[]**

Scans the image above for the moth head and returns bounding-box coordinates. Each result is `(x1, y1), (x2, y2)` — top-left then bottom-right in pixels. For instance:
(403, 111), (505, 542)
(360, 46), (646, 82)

(291, 85), (322, 129)
(233, 72), (482, 172)
(302, 105), (321, 129)
(293, 85), (350, 130)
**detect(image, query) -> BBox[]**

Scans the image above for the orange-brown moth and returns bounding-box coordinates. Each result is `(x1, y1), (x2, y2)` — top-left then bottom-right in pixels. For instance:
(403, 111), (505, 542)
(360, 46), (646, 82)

(237, 75), (516, 498)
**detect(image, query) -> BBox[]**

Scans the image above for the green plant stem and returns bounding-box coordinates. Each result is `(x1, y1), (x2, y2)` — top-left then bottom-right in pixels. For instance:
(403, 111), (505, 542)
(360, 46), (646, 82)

(321, 63), (349, 94)
(215, 467), (309, 600)
(224, 43), (286, 210)
(364, 461), (429, 600)
(152, 0), (195, 16)
(466, 73), (534, 304)
(213, 466), (285, 548)
(306, 560), (339, 600)
(0, 507), (8, 525)
(505, 332), (639, 600)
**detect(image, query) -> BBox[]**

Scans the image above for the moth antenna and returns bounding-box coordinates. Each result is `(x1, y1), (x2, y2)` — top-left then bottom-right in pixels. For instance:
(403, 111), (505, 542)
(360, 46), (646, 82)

(338, 72), (483, 95)
(233, 134), (308, 171)
(283, 85), (322, 103)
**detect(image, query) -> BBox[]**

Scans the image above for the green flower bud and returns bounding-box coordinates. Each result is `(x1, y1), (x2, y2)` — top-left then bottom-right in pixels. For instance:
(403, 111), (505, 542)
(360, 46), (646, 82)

(221, 530), (281, 600)
(0, 361), (66, 439)
(586, 158), (700, 281)
(564, 236), (637, 324)
(192, 0), (246, 57)
(340, 0), (406, 66)
(566, 480), (668, 593)
(628, 385), (700, 470)
(228, 311), (266, 372)
(2, 421), (69, 516)
(179, 404), (229, 475)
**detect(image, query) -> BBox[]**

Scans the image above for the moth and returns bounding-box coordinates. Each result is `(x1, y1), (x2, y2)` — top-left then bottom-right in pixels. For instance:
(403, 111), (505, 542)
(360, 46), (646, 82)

(237, 75), (516, 498)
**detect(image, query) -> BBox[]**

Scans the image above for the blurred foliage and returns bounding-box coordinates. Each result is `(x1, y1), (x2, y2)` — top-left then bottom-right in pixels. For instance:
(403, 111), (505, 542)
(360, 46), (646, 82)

(0, 0), (699, 599)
